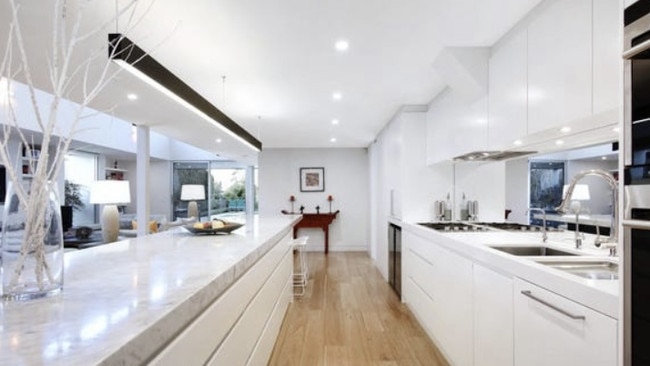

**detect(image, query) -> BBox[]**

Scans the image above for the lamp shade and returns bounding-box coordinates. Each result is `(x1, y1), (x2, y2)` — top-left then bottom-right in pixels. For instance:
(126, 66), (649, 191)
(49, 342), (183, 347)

(90, 180), (131, 204)
(180, 184), (206, 201)
(562, 184), (591, 201)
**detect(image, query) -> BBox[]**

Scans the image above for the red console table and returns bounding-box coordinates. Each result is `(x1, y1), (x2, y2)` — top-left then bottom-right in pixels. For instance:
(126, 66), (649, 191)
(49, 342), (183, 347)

(281, 210), (339, 254)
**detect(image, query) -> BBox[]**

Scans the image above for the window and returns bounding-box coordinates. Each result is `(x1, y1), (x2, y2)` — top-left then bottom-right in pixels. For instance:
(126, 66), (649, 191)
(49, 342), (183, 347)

(171, 161), (257, 222)
(529, 160), (565, 226)
(64, 151), (98, 226)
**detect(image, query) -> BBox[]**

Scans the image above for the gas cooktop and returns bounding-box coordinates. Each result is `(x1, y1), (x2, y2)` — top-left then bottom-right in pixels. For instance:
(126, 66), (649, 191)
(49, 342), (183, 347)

(418, 222), (490, 232)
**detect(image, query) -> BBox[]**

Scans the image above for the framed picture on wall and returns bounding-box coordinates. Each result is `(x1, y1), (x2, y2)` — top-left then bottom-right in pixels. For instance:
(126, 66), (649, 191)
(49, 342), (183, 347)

(300, 167), (325, 192)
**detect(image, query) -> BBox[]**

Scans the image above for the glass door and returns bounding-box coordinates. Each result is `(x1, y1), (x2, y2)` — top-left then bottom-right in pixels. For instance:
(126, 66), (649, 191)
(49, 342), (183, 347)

(208, 162), (257, 223)
(172, 161), (209, 221)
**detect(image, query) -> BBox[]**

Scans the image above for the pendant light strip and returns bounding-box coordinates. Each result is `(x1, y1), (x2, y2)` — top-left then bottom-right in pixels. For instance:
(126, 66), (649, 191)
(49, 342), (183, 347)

(108, 33), (262, 152)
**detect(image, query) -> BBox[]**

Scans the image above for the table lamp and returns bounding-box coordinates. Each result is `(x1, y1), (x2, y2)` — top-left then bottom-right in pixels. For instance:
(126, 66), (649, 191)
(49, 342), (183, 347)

(181, 184), (205, 219)
(562, 184), (590, 213)
(90, 180), (131, 243)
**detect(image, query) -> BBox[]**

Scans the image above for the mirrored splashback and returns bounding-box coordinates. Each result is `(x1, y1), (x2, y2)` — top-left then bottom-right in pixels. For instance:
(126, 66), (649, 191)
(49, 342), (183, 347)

(505, 142), (618, 225)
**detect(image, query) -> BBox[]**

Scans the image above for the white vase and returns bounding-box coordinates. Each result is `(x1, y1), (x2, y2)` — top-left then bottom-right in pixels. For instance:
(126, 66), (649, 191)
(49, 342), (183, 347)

(1, 181), (64, 300)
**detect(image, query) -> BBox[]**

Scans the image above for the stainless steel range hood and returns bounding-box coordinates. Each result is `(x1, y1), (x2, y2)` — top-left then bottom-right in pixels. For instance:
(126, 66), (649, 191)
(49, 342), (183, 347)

(452, 150), (537, 162)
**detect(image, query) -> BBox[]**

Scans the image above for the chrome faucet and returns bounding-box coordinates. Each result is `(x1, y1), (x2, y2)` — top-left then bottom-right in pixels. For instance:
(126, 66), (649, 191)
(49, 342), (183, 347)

(574, 209), (584, 249)
(525, 207), (547, 243)
(555, 169), (618, 252)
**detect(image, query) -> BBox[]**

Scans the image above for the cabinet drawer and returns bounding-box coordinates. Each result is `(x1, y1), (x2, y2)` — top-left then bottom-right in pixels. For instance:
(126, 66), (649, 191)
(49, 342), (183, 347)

(406, 248), (438, 301)
(207, 247), (292, 365)
(150, 232), (291, 365)
(514, 278), (617, 366)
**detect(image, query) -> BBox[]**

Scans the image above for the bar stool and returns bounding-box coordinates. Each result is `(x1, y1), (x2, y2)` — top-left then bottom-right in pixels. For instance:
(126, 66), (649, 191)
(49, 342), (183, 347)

(289, 236), (309, 296)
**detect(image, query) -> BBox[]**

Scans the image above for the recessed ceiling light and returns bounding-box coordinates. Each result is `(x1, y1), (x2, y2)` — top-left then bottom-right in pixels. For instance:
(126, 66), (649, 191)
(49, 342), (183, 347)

(216, 138), (222, 143)
(330, 137), (337, 143)
(127, 93), (138, 101)
(613, 127), (620, 133)
(332, 92), (342, 101)
(555, 140), (564, 145)
(334, 39), (349, 52)
(513, 140), (523, 146)
(560, 126), (571, 133)
(331, 119), (339, 125)
(601, 156), (607, 160)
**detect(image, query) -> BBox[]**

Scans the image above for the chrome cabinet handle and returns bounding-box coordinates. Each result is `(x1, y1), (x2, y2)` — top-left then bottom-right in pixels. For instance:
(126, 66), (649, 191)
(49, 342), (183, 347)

(520, 290), (586, 320)
(623, 39), (650, 59)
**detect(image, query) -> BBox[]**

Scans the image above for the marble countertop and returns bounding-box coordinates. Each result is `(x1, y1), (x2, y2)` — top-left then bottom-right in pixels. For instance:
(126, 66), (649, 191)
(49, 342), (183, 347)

(392, 218), (618, 318)
(0, 215), (301, 366)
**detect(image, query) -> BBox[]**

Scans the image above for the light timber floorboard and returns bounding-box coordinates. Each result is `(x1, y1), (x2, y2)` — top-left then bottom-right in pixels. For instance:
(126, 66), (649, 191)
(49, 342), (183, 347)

(269, 252), (449, 366)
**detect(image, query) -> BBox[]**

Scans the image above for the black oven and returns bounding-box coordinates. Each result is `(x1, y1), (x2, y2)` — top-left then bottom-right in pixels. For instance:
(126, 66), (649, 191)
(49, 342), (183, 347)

(623, 186), (650, 366)
(623, 3), (650, 365)
(625, 2), (650, 185)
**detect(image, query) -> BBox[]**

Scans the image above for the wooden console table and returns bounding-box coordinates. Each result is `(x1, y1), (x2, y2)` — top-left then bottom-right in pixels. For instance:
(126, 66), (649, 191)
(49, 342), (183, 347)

(281, 210), (339, 254)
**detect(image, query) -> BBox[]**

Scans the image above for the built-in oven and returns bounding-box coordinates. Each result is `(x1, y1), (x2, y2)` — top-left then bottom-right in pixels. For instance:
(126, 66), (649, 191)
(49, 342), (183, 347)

(623, 3), (650, 365)
(624, 1), (650, 184)
(623, 186), (650, 365)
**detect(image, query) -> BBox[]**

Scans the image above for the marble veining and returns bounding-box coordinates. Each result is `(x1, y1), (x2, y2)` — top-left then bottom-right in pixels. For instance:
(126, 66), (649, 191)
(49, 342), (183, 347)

(0, 215), (300, 366)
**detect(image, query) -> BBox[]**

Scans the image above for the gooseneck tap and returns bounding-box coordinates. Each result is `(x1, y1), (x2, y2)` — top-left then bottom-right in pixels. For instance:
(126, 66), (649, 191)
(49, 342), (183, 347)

(526, 207), (547, 243)
(555, 169), (618, 250)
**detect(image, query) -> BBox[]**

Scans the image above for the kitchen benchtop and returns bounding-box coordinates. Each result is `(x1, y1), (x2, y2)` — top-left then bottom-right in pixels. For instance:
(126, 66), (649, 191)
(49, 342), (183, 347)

(393, 218), (618, 319)
(0, 215), (301, 366)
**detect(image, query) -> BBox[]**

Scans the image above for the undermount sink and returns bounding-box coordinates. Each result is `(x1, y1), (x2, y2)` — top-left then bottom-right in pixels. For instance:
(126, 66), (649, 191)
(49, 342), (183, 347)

(534, 259), (619, 280)
(489, 245), (578, 256)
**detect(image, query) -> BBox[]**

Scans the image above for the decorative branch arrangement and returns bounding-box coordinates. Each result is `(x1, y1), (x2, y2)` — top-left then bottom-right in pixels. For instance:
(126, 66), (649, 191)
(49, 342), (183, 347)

(0, 0), (147, 298)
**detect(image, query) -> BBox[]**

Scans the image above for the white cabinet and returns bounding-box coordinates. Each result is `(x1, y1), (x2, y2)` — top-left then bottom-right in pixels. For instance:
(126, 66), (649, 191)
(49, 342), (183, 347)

(514, 278), (617, 366)
(427, 88), (488, 163)
(434, 244), (474, 366)
(473, 264), (514, 366)
(402, 230), (473, 366)
(527, 0), (592, 135)
(592, 0), (621, 115)
(488, 30), (527, 149)
(150, 231), (292, 366)
(402, 230), (441, 339)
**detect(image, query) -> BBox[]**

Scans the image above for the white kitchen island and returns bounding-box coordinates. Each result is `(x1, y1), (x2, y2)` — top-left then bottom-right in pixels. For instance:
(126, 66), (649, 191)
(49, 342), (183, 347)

(0, 215), (300, 365)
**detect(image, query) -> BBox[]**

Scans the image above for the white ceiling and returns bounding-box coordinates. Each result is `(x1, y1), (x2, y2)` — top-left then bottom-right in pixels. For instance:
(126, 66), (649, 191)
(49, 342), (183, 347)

(0, 0), (543, 163)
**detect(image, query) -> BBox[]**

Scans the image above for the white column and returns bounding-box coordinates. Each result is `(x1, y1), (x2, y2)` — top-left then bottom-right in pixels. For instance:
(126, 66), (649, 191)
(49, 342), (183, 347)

(136, 125), (150, 237)
(245, 165), (255, 228)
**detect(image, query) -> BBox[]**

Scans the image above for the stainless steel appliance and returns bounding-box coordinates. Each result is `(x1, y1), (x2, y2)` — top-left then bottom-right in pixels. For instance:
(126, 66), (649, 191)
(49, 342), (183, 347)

(417, 222), (490, 232)
(388, 223), (401, 297)
(623, 3), (650, 364)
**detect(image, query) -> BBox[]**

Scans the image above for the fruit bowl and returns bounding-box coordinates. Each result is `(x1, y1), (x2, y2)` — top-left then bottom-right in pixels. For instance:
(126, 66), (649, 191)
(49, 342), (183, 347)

(182, 221), (243, 235)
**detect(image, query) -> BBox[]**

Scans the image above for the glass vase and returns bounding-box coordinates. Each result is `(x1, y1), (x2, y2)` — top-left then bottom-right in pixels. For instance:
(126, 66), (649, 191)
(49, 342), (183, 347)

(1, 180), (64, 300)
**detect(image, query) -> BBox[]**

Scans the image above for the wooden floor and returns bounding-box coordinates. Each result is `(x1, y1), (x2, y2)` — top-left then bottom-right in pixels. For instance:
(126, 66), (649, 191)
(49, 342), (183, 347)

(269, 252), (449, 366)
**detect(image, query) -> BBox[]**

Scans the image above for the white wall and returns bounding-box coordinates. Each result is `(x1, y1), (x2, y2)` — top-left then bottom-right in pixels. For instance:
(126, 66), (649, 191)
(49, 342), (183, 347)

(258, 148), (369, 252)
(454, 161), (507, 222)
(120, 160), (172, 219)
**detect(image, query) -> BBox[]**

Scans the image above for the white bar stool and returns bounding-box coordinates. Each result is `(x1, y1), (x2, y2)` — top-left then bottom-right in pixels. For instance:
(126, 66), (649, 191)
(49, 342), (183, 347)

(289, 236), (309, 296)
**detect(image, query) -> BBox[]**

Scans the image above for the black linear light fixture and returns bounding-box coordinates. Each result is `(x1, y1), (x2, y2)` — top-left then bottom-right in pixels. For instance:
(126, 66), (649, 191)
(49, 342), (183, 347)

(108, 33), (262, 152)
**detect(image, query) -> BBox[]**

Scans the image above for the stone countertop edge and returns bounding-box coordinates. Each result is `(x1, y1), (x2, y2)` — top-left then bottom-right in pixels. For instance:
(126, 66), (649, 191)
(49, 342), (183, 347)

(400, 220), (618, 319)
(0, 215), (301, 366)
(101, 215), (300, 365)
